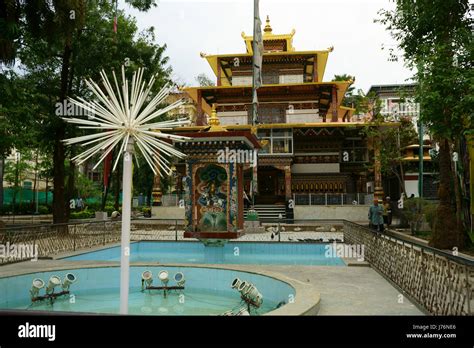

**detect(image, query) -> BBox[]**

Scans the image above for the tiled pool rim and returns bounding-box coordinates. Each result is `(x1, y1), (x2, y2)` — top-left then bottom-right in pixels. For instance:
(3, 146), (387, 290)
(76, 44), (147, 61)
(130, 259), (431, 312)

(0, 262), (320, 316)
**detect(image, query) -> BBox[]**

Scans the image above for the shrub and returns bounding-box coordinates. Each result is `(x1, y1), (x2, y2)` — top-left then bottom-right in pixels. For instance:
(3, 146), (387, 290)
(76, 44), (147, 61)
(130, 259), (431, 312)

(423, 202), (438, 230)
(70, 209), (95, 219)
(37, 205), (50, 214)
(402, 198), (423, 234)
(0, 205), (13, 214)
(142, 206), (151, 218)
(104, 205), (121, 214)
(401, 198), (436, 234)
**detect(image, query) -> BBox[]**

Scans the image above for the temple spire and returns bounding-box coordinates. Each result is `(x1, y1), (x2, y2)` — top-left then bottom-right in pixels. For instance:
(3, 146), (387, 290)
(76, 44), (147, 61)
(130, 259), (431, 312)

(264, 15), (272, 34)
(207, 104), (226, 132)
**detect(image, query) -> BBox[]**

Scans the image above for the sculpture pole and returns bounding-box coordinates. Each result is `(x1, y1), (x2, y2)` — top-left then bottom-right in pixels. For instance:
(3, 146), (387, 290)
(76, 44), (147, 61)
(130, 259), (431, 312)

(119, 137), (134, 314)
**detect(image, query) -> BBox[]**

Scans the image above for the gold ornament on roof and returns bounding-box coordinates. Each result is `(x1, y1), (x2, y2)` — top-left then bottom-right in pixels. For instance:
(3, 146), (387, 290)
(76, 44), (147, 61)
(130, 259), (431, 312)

(264, 15), (273, 34)
(207, 104), (227, 132)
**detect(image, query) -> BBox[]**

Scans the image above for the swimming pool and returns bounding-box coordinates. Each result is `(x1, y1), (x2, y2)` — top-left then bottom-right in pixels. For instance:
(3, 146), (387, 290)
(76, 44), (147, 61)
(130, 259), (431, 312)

(64, 242), (345, 266)
(0, 266), (295, 315)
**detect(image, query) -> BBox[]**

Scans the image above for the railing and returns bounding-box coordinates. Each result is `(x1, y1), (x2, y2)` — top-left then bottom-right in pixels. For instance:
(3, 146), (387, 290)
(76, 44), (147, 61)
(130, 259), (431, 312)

(159, 193), (375, 207)
(294, 193), (374, 206)
(0, 218), (347, 263)
(0, 220), (122, 264)
(1, 217), (472, 316)
(343, 220), (474, 315)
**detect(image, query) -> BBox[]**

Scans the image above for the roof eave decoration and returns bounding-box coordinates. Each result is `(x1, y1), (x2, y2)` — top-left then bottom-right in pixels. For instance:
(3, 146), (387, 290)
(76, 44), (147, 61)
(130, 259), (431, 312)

(201, 49), (333, 83)
(241, 30), (296, 54)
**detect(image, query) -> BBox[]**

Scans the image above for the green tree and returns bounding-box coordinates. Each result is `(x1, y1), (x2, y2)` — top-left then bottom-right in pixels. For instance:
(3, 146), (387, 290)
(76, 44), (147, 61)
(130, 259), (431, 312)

(195, 73), (215, 87)
(378, 0), (473, 249)
(332, 74), (355, 107)
(1, 1), (171, 222)
(74, 171), (101, 200)
(0, 72), (40, 209)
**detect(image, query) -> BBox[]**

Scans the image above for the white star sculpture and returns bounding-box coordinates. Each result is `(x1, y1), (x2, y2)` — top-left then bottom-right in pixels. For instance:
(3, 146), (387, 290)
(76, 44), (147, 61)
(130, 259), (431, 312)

(62, 66), (191, 315)
(62, 65), (190, 176)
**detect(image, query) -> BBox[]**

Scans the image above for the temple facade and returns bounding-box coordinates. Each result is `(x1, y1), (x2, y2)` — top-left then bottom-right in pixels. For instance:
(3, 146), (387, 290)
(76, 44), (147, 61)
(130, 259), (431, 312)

(157, 17), (392, 213)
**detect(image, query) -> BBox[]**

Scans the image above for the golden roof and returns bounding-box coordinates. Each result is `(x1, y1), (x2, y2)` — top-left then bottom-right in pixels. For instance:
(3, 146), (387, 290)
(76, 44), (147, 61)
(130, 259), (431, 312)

(199, 16), (333, 84)
(201, 50), (331, 85)
(183, 81), (352, 116)
(241, 15), (296, 53)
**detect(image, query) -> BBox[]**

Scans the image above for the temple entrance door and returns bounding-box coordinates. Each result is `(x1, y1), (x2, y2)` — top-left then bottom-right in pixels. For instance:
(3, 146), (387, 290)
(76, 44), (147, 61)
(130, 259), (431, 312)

(257, 166), (285, 204)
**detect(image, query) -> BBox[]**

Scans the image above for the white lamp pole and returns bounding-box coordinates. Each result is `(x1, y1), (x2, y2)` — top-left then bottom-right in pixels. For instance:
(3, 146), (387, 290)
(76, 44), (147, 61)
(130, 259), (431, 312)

(120, 137), (134, 314)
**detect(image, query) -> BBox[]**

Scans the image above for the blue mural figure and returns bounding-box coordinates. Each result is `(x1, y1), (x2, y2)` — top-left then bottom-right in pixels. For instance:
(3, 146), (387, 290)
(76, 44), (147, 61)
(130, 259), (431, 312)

(196, 165), (227, 231)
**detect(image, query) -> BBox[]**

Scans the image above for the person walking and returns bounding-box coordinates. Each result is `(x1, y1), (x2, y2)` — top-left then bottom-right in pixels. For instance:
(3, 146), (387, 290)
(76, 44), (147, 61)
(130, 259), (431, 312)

(383, 196), (392, 228)
(368, 199), (384, 232)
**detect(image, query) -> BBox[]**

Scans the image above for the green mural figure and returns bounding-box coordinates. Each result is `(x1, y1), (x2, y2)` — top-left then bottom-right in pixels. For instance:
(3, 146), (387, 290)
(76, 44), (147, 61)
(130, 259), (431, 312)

(197, 165), (228, 231)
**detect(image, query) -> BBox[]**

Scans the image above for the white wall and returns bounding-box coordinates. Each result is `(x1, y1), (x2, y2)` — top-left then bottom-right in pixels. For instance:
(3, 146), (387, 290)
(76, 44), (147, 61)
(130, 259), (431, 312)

(151, 206), (184, 219)
(232, 76), (252, 86)
(404, 179), (419, 198)
(294, 206), (369, 222)
(217, 111), (248, 125)
(279, 74), (303, 84)
(286, 109), (323, 123)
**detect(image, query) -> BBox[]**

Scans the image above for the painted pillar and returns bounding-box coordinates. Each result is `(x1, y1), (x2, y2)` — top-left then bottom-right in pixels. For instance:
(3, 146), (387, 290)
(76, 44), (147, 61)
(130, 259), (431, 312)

(284, 165), (292, 200)
(217, 58), (222, 86)
(197, 89), (204, 126)
(237, 164), (244, 229)
(151, 174), (162, 206)
(312, 56), (318, 82)
(183, 163), (193, 232)
(331, 85), (338, 122)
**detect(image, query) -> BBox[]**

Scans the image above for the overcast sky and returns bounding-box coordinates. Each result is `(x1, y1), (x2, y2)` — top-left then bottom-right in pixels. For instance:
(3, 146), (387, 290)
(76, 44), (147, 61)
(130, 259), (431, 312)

(123, 0), (415, 93)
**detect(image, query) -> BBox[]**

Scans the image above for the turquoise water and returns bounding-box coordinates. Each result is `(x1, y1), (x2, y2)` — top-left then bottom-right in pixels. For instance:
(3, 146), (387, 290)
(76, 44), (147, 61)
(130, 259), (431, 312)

(0, 266), (294, 315)
(65, 242), (345, 266)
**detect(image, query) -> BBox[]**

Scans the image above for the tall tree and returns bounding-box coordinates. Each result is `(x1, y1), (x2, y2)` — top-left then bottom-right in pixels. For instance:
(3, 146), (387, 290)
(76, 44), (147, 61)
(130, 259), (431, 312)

(378, 0), (473, 249)
(0, 71), (39, 209)
(2, 0), (169, 222)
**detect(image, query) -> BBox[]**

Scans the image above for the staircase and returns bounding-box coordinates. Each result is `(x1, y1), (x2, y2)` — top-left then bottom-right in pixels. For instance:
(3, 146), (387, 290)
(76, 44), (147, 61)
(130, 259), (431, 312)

(244, 204), (286, 223)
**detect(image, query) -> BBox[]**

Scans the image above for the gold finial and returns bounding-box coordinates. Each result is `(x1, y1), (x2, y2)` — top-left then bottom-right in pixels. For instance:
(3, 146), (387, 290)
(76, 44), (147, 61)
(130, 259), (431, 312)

(264, 15), (272, 34)
(208, 104), (226, 132)
(327, 46), (334, 52)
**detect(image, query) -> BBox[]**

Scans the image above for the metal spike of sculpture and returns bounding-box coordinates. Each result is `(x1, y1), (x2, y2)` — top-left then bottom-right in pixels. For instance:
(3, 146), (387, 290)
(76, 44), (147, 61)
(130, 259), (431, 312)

(62, 66), (190, 314)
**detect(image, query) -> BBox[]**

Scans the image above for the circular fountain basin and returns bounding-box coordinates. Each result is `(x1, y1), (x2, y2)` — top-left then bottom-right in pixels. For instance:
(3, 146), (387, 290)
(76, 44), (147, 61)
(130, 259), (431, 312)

(0, 266), (297, 316)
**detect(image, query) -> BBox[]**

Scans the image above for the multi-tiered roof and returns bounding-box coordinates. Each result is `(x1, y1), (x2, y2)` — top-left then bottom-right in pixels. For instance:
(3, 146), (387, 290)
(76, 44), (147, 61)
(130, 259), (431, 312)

(184, 17), (356, 126)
